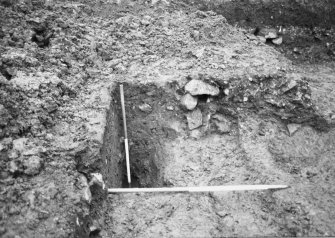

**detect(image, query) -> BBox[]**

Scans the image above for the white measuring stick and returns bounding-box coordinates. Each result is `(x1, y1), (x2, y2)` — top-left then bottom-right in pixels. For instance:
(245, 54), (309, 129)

(120, 84), (131, 185)
(124, 138), (131, 184)
(108, 185), (289, 193)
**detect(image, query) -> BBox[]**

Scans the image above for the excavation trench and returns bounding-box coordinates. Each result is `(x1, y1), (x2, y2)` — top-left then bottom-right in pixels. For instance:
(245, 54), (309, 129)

(89, 74), (335, 237)
(101, 83), (182, 190)
(100, 81), (242, 191)
(100, 77), (331, 190)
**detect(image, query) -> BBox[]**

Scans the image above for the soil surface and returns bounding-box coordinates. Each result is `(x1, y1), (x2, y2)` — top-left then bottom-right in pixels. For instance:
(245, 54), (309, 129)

(0, 0), (335, 237)
(191, 0), (335, 63)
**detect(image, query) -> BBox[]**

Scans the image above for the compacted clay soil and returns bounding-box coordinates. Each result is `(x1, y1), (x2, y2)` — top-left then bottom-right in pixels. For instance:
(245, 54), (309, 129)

(0, 0), (335, 237)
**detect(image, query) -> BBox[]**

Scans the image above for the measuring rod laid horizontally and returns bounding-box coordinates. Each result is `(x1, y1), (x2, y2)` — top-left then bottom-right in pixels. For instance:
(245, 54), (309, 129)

(120, 84), (131, 185)
(108, 185), (289, 193)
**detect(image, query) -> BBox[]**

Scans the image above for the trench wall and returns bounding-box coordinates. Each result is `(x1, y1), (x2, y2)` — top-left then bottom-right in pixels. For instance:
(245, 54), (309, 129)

(100, 89), (124, 188)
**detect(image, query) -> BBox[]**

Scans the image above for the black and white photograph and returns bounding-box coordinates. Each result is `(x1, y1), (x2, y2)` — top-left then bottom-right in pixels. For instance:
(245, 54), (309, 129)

(1, 0), (335, 237)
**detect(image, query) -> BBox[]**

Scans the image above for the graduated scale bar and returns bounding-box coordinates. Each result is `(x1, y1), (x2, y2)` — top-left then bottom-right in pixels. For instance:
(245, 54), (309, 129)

(108, 185), (289, 193)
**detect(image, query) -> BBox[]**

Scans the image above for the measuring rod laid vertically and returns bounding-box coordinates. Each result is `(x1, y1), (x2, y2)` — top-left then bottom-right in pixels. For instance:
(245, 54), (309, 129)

(120, 84), (131, 185)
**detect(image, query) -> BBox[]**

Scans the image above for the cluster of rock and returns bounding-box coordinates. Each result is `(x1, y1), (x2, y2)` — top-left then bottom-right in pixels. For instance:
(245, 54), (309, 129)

(180, 78), (231, 135)
(181, 79), (219, 130)
(253, 27), (283, 45)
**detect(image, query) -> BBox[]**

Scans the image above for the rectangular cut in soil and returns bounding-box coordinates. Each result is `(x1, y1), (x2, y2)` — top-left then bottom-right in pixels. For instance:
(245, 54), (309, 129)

(99, 82), (244, 189)
(100, 83), (174, 188)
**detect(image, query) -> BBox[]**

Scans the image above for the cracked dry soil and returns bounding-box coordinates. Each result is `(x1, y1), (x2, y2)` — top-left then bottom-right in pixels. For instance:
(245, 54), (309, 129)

(1, 0), (335, 237)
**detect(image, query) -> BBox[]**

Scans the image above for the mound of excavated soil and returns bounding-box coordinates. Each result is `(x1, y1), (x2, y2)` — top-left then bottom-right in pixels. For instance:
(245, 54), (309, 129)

(0, 0), (335, 237)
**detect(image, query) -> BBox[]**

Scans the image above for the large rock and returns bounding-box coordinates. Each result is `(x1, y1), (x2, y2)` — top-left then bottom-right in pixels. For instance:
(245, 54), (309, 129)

(180, 94), (198, 110)
(186, 108), (203, 130)
(185, 80), (219, 96)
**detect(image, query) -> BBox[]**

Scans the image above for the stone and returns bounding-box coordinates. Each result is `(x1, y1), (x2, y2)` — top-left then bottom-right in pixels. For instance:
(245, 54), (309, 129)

(216, 211), (229, 218)
(45, 102), (58, 113)
(180, 94), (198, 110)
(185, 80), (219, 96)
(5, 67), (17, 78)
(90, 173), (105, 189)
(8, 150), (19, 159)
(107, 59), (122, 68)
(192, 48), (205, 58)
(166, 105), (174, 111)
(151, 0), (169, 5)
(89, 225), (100, 234)
(139, 103), (152, 113)
(212, 114), (231, 133)
(0, 137), (12, 149)
(186, 108), (203, 130)
(115, 64), (127, 72)
(266, 31), (278, 39)
(287, 123), (301, 136)
(141, 20), (150, 26)
(24, 156), (43, 176)
(224, 88), (229, 96)
(79, 174), (92, 203)
(45, 133), (54, 140)
(9, 160), (21, 174)
(189, 129), (202, 139)
(283, 77), (298, 93)
(0, 171), (9, 179)
(272, 36), (283, 45)
(12, 138), (28, 153)
(35, 34), (44, 42)
(257, 36), (266, 43)
(258, 28), (278, 39)
(0, 74), (8, 84)
(192, 30), (200, 41)
(214, 120), (231, 133)
(293, 47), (300, 54)
(258, 122), (266, 136)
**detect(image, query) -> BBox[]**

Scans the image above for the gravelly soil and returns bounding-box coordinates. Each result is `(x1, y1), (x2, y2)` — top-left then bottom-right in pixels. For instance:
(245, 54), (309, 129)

(0, 0), (334, 237)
